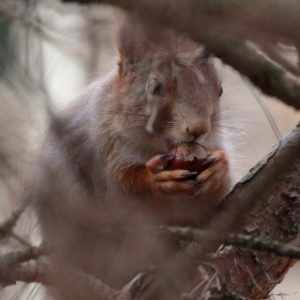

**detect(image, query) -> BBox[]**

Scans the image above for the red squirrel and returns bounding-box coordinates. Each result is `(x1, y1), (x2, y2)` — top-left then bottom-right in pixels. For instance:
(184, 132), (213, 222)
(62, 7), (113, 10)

(34, 17), (230, 297)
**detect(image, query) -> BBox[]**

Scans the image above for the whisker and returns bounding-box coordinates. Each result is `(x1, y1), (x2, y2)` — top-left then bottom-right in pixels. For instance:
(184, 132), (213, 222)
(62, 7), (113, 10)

(98, 109), (148, 118)
(120, 124), (146, 131)
(216, 111), (257, 118)
(213, 118), (264, 126)
(212, 124), (257, 142)
(212, 125), (258, 157)
(243, 79), (282, 141)
(213, 124), (251, 135)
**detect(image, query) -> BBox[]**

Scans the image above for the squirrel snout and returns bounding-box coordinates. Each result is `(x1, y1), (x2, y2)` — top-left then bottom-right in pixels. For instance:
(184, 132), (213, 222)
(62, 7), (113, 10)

(185, 120), (210, 141)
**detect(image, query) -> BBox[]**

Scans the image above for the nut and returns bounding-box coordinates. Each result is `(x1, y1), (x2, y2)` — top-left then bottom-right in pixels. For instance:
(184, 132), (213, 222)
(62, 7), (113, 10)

(166, 142), (210, 173)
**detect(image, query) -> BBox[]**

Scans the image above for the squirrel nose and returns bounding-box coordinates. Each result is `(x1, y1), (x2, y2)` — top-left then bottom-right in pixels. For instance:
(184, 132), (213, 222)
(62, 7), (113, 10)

(186, 127), (202, 140)
(186, 122), (209, 141)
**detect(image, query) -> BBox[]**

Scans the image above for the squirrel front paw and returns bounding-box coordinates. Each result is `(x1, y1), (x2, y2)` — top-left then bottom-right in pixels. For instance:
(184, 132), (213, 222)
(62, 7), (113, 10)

(194, 149), (229, 196)
(145, 149), (229, 197)
(146, 155), (197, 194)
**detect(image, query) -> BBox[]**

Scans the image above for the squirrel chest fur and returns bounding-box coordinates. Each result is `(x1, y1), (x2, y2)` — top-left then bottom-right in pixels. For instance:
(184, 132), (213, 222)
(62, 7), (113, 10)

(35, 19), (231, 295)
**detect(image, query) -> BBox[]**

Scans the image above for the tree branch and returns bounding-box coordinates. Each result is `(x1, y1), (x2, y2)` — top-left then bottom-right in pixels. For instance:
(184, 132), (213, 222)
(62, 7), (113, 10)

(259, 42), (299, 76)
(0, 246), (42, 271)
(117, 123), (300, 299)
(155, 227), (300, 260)
(182, 123), (300, 260)
(0, 259), (118, 300)
(2, 2), (299, 299)
(194, 124), (300, 298)
(59, 0), (300, 109)
(0, 199), (29, 239)
(226, 234), (300, 259)
(60, 0), (300, 42)
(0, 5), (87, 62)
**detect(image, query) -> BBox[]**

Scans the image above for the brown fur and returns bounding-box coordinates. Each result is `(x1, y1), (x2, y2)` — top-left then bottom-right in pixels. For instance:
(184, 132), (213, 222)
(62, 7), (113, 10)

(34, 18), (230, 298)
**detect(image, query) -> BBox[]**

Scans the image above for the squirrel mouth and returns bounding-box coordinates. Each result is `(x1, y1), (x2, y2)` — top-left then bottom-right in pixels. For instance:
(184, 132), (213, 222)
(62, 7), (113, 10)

(171, 141), (208, 156)
(165, 141), (210, 172)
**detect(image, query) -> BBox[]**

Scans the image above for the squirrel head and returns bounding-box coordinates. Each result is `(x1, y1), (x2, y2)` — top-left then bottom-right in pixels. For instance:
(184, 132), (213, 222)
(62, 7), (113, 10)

(113, 19), (223, 154)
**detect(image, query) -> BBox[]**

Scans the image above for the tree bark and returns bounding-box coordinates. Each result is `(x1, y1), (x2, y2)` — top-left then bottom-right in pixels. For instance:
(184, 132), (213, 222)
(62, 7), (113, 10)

(125, 123), (300, 299)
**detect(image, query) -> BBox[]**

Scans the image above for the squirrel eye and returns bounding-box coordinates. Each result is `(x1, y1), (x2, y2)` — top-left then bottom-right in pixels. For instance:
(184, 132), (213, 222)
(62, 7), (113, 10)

(147, 77), (165, 97)
(218, 86), (223, 98)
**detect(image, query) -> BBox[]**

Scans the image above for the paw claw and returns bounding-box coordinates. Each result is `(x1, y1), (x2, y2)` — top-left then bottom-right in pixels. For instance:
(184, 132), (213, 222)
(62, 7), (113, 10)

(203, 156), (216, 165)
(181, 171), (198, 178)
(146, 154), (175, 173)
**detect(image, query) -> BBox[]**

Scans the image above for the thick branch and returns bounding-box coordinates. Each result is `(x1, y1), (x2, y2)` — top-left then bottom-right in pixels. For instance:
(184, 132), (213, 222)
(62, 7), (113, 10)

(205, 123), (300, 253)
(60, 0), (300, 42)
(195, 124), (300, 298)
(118, 123), (300, 300)
(205, 39), (300, 110)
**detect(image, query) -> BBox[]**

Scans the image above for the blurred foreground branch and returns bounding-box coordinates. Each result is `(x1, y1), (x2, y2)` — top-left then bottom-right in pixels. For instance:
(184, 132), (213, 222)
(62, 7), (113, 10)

(0, 259), (118, 300)
(3, 119), (298, 298)
(61, 0), (300, 109)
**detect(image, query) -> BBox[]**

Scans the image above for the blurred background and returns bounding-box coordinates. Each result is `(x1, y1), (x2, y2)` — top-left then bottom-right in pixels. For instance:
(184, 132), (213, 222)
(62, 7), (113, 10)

(0, 1), (299, 299)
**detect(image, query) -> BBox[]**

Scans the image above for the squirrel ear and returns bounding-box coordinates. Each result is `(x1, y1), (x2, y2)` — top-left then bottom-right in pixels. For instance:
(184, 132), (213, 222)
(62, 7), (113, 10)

(118, 18), (143, 72)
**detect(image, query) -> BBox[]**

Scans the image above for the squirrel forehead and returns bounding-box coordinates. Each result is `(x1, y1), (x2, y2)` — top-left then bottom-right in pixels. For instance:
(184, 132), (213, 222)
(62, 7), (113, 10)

(147, 33), (205, 59)
(150, 60), (206, 85)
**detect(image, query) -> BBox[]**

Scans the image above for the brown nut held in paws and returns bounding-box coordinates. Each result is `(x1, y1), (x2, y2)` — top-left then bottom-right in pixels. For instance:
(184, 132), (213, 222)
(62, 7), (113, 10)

(166, 142), (212, 174)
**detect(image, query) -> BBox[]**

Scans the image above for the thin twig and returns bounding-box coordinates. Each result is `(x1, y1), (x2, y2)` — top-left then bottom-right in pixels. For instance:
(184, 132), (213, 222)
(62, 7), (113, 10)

(0, 6), (86, 62)
(226, 234), (300, 259)
(154, 226), (300, 259)
(0, 198), (30, 240)
(0, 246), (43, 271)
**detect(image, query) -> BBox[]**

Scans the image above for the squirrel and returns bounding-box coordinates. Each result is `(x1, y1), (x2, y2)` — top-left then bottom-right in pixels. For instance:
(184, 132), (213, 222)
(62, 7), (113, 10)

(34, 17), (231, 298)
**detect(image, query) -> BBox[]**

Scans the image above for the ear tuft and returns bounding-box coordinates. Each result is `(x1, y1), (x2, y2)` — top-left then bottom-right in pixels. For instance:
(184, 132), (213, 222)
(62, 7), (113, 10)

(118, 19), (135, 64)
(118, 17), (146, 70)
